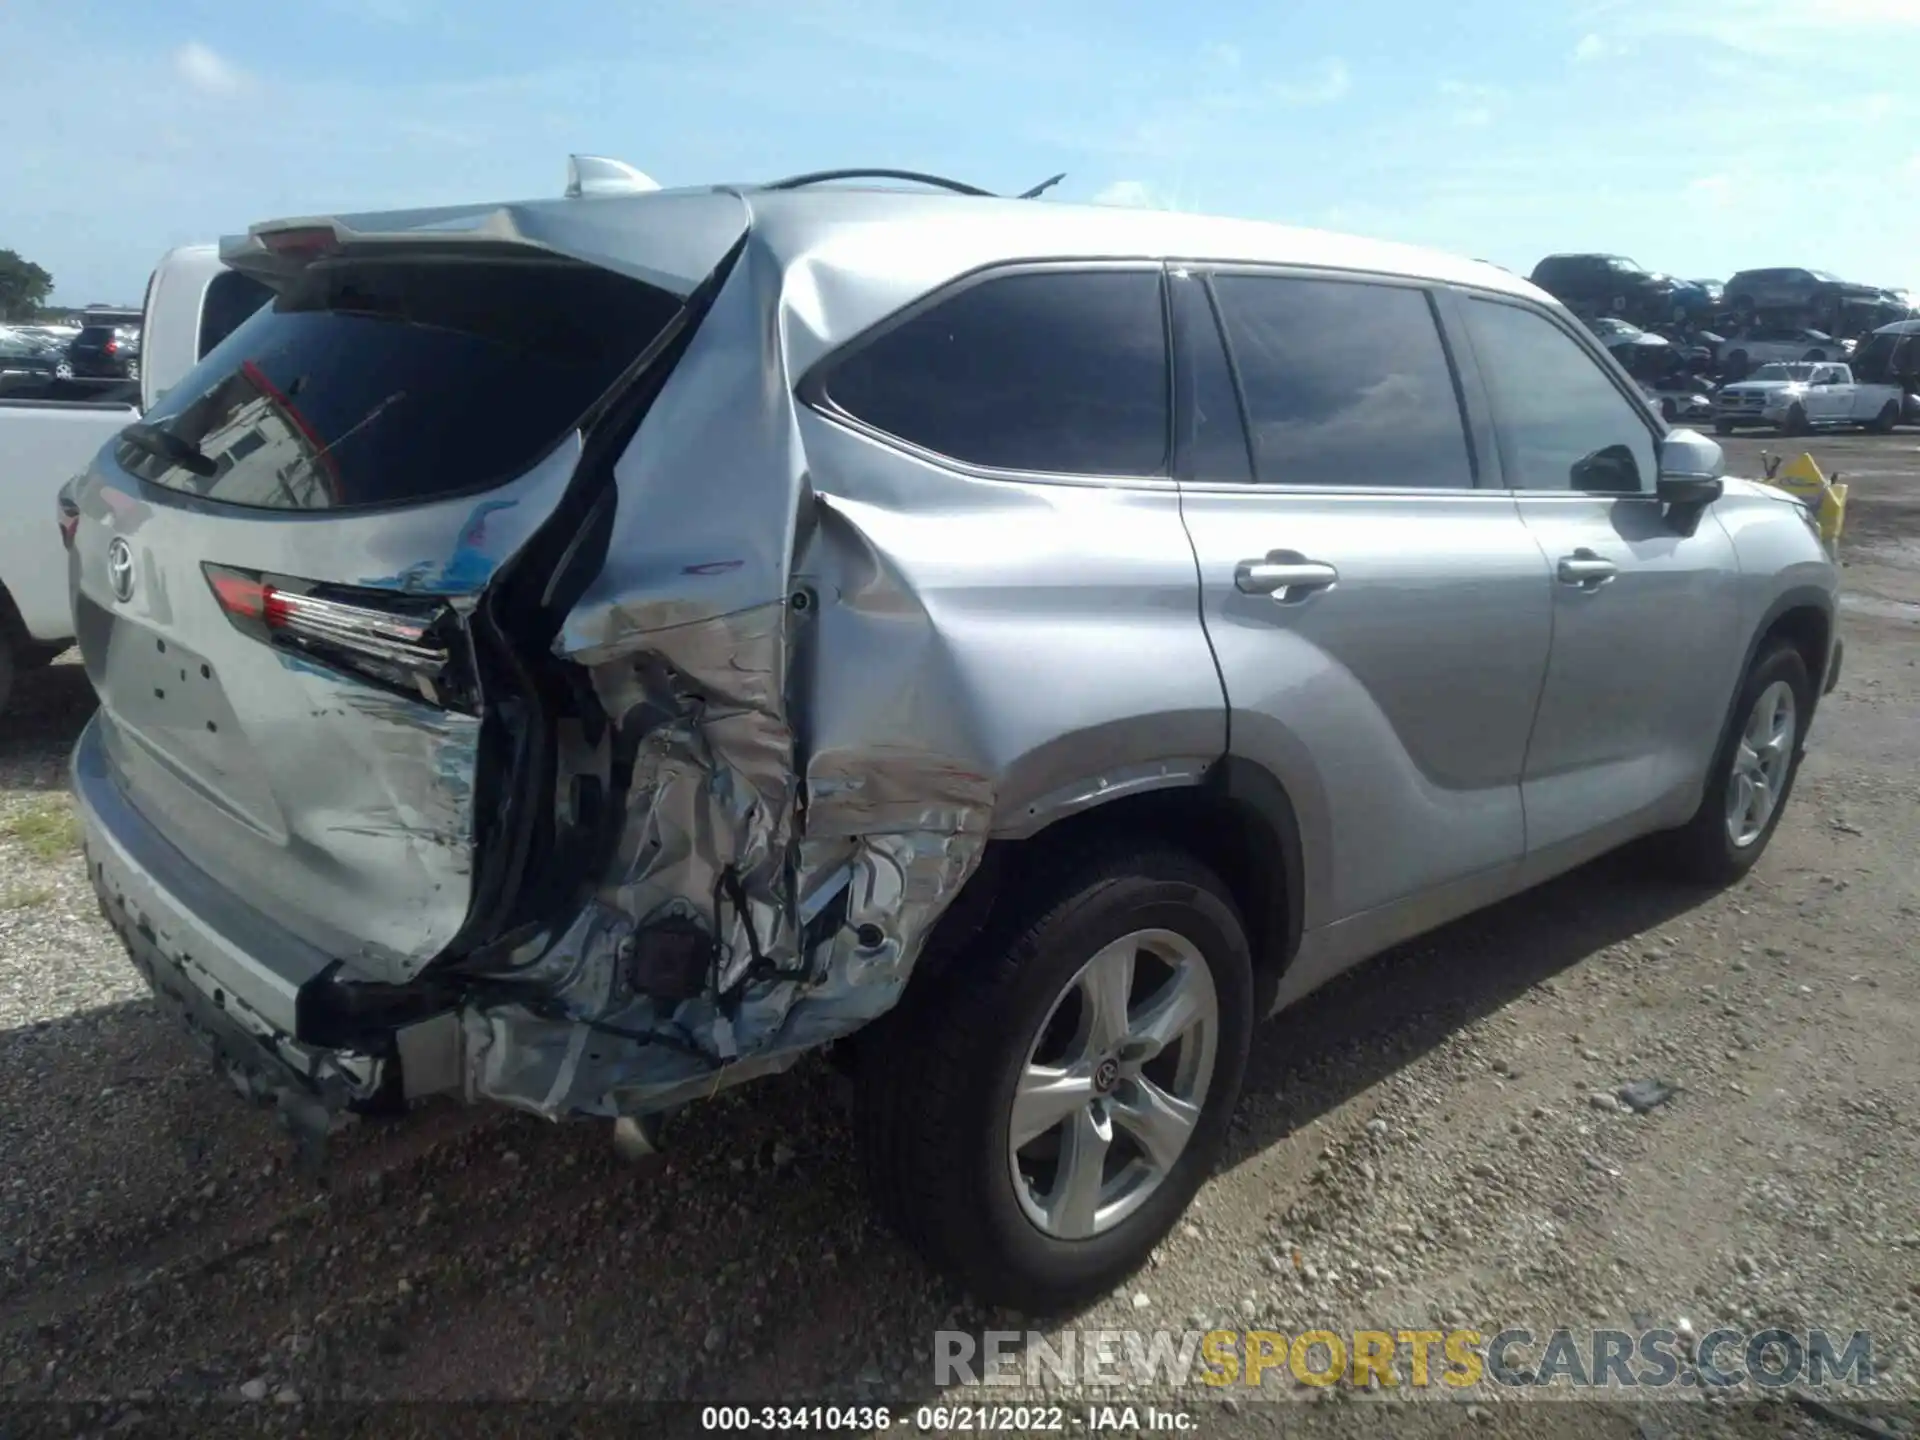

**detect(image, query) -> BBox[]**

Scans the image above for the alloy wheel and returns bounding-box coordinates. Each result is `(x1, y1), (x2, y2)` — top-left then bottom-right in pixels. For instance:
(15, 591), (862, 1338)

(1726, 679), (1797, 848)
(1008, 929), (1219, 1241)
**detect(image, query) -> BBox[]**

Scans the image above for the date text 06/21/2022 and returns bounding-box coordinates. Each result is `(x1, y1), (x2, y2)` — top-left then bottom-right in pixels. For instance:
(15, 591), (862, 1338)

(698, 1404), (1199, 1432)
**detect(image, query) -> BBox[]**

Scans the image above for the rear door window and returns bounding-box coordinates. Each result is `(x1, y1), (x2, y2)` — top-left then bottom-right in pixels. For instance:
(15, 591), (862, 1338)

(1460, 297), (1656, 494)
(1208, 273), (1475, 489)
(818, 269), (1170, 477)
(119, 256), (683, 510)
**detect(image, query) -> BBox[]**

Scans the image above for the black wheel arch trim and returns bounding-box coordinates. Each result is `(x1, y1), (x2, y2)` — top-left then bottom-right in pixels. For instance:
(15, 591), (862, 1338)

(1730, 586), (1837, 734)
(1207, 754), (1307, 1014)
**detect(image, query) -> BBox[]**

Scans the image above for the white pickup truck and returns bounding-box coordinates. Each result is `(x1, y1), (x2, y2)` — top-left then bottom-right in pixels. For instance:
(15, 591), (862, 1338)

(0, 246), (270, 710)
(1711, 361), (1905, 436)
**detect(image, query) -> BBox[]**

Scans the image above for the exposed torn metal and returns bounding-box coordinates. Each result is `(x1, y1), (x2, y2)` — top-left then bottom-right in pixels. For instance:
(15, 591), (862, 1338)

(454, 229), (999, 1117)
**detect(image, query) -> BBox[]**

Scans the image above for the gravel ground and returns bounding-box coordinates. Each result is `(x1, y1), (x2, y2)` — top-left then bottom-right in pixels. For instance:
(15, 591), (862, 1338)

(0, 435), (1915, 1438)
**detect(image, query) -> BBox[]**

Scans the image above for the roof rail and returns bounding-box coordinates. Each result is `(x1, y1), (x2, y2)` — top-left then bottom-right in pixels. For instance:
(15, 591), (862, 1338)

(762, 168), (997, 197)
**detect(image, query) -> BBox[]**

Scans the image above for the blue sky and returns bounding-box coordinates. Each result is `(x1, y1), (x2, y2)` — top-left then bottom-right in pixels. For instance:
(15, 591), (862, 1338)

(6, 0), (1919, 305)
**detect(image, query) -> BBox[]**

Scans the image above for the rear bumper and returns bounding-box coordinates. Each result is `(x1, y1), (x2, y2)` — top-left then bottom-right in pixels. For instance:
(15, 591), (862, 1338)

(72, 714), (391, 1114)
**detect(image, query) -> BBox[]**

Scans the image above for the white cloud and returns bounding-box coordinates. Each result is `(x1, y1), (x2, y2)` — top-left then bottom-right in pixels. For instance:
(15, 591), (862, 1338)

(1271, 57), (1351, 106)
(1092, 179), (1165, 208)
(1573, 32), (1616, 62)
(173, 41), (248, 95)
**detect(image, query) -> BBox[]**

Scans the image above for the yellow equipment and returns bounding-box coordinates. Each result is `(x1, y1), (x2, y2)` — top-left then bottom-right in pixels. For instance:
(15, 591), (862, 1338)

(1759, 452), (1847, 553)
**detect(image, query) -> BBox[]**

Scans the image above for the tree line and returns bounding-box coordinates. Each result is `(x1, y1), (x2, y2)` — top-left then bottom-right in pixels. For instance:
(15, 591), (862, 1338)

(0, 249), (56, 322)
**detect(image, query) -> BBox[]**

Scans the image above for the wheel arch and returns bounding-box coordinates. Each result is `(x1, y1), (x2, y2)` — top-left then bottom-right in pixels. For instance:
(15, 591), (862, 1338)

(1735, 588), (1835, 732)
(917, 758), (1307, 1018)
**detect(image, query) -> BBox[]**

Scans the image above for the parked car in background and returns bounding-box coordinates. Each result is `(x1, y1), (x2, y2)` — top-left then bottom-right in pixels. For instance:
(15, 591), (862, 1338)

(1851, 317), (1920, 390)
(1530, 253), (1676, 322)
(1641, 377), (1715, 424)
(67, 316), (142, 380)
(1723, 268), (1885, 316)
(1603, 329), (1677, 381)
(14, 324), (80, 361)
(1719, 325), (1843, 375)
(1585, 316), (1646, 343)
(1664, 277), (1720, 321)
(1656, 325), (1724, 375)
(1713, 361), (1903, 435)
(64, 167), (1842, 1311)
(0, 328), (67, 394)
(0, 246), (270, 712)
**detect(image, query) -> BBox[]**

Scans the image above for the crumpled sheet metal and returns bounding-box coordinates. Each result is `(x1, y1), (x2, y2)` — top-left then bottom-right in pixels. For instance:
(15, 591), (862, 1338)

(459, 583), (995, 1120)
(459, 238), (996, 1121)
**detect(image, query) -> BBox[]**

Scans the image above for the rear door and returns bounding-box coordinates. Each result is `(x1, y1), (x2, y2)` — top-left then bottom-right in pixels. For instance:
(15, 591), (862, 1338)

(1173, 267), (1552, 945)
(1807, 365), (1849, 422)
(1450, 294), (1743, 872)
(68, 217), (736, 983)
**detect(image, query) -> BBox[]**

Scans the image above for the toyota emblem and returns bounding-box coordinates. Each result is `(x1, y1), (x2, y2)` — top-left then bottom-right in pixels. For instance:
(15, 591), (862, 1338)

(107, 538), (135, 603)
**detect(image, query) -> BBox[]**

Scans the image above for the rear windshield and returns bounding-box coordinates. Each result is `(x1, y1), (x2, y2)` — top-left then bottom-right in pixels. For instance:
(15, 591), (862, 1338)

(197, 270), (273, 359)
(118, 255), (682, 511)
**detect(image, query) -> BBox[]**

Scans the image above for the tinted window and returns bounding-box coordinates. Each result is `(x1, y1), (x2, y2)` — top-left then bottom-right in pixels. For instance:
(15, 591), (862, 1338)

(1170, 274), (1251, 482)
(1211, 274), (1473, 489)
(197, 270), (273, 359)
(1462, 298), (1655, 495)
(822, 270), (1169, 476)
(119, 257), (682, 511)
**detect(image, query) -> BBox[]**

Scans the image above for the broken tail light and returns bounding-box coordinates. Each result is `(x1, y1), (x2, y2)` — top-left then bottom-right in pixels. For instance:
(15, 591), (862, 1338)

(202, 563), (476, 712)
(57, 494), (79, 550)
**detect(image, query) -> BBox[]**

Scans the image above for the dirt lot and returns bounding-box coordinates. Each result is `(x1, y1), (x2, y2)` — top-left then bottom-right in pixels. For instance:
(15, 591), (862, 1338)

(1, 435), (1916, 1437)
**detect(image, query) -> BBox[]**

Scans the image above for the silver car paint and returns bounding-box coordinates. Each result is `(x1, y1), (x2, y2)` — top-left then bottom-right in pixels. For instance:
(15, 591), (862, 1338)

(71, 440), (584, 983)
(68, 185), (1840, 1138)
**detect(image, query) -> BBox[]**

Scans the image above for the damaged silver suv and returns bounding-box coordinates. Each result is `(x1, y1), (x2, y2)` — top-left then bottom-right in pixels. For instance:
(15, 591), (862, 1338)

(67, 165), (1841, 1312)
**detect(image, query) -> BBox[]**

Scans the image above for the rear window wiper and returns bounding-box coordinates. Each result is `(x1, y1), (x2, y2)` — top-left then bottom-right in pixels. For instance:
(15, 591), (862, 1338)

(119, 421), (218, 478)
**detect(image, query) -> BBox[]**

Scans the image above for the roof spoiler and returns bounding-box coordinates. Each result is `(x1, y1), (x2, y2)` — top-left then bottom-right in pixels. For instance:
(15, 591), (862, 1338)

(566, 155), (661, 198)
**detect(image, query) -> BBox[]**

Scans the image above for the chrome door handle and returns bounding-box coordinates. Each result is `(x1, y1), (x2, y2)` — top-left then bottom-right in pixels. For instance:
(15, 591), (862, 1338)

(1235, 553), (1339, 600)
(1556, 550), (1618, 588)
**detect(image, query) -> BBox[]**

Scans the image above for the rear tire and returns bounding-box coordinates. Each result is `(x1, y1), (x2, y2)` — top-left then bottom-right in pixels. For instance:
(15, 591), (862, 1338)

(1872, 400), (1900, 434)
(1714, 421), (1736, 436)
(0, 637), (13, 716)
(1648, 642), (1812, 885)
(1781, 403), (1809, 436)
(855, 842), (1254, 1313)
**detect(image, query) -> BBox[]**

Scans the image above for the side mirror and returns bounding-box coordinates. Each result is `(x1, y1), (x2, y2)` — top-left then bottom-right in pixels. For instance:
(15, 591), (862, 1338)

(1657, 429), (1725, 509)
(1657, 473), (1724, 506)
